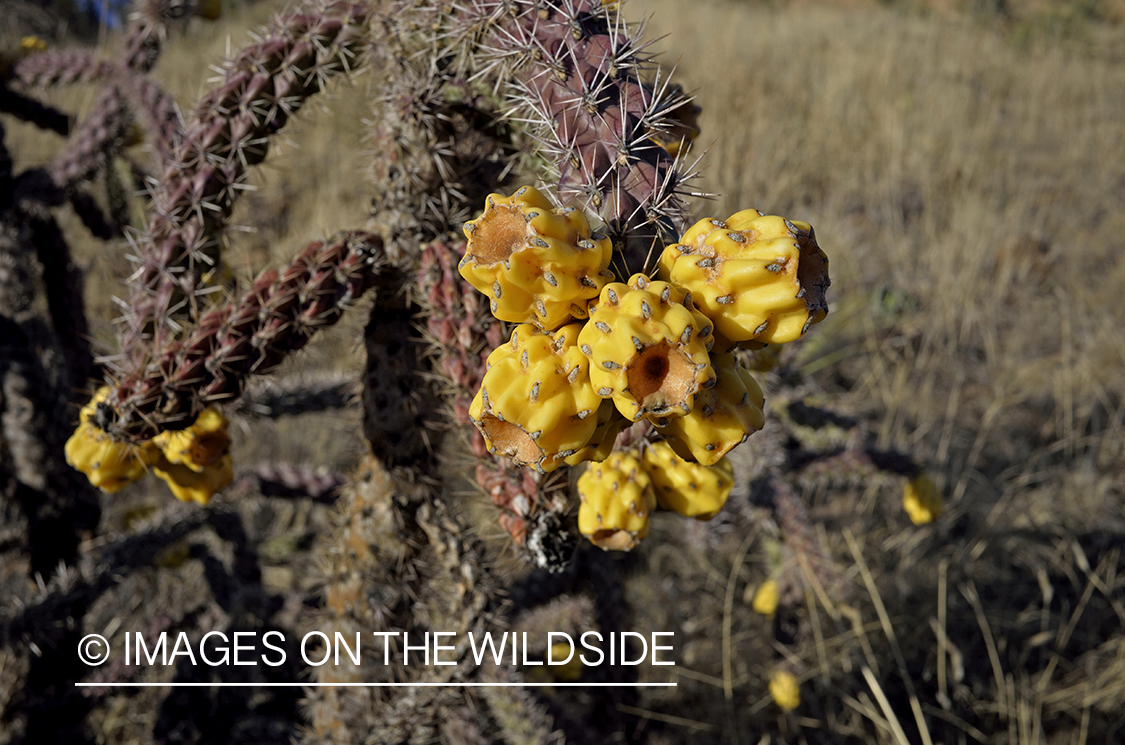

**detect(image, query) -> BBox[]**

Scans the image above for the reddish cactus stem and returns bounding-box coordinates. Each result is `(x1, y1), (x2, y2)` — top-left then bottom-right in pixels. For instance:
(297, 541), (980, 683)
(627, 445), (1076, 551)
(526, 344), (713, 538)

(118, 0), (374, 368)
(48, 85), (132, 193)
(105, 231), (385, 442)
(12, 51), (115, 88)
(417, 0), (699, 265)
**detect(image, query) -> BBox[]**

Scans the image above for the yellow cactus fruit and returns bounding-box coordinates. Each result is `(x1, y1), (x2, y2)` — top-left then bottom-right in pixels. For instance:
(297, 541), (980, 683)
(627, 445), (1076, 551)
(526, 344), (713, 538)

(768, 669), (801, 711)
(153, 408), (232, 472)
(751, 579), (781, 616)
(563, 401), (629, 466)
(577, 451), (656, 551)
(578, 273), (715, 425)
(149, 408), (234, 504)
(20, 36), (48, 53)
(152, 456), (233, 505)
(657, 210), (829, 345)
(642, 440), (733, 520)
(903, 474), (942, 525)
(460, 186), (612, 330)
(660, 352), (764, 466)
(65, 387), (159, 493)
(470, 323), (604, 473)
(549, 642), (584, 682)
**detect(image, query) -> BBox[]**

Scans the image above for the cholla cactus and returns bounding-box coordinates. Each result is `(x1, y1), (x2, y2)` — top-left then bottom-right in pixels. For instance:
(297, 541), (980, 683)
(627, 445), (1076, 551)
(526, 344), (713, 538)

(1, 0), (861, 739)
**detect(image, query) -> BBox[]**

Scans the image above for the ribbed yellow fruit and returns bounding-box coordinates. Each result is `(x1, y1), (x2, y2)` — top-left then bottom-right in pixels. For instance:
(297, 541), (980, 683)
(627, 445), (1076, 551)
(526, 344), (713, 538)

(460, 186), (612, 329)
(150, 408), (234, 505)
(153, 408), (231, 473)
(660, 352), (765, 466)
(577, 451), (656, 551)
(470, 323), (603, 473)
(65, 387), (158, 493)
(643, 440), (733, 520)
(578, 273), (715, 425)
(658, 210), (829, 345)
(152, 457), (233, 505)
(563, 401), (630, 466)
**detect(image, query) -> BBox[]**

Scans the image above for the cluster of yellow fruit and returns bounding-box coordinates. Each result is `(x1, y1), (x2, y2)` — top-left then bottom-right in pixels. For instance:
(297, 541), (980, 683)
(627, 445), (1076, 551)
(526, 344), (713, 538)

(65, 388), (233, 504)
(459, 186), (830, 550)
(575, 441), (735, 550)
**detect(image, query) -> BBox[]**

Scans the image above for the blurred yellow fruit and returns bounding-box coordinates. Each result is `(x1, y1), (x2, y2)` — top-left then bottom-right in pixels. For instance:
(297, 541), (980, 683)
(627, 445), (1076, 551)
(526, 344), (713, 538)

(65, 388), (159, 493)
(903, 474), (942, 525)
(549, 642), (583, 682)
(768, 669), (800, 710)
(751, 579), (780, 616)
(153, 408), (231, 473)
(21, 36), (48, 52)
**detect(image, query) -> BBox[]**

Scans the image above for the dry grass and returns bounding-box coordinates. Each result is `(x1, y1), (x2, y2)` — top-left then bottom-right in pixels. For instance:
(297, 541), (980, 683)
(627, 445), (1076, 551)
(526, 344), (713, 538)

(6, 0), (1125, 741)
(644, 0), (1125, 529)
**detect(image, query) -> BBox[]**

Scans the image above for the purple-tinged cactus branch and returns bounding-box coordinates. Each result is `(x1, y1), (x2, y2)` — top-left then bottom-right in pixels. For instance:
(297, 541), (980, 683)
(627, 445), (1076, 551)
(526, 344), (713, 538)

(415, 0), (703, 266)
(118, 0), (375, 367)
(0, 84), (70, 136)
(105, 230), (385, 442)
(48, 85), (132, 194)
(12, 51), (115, 89)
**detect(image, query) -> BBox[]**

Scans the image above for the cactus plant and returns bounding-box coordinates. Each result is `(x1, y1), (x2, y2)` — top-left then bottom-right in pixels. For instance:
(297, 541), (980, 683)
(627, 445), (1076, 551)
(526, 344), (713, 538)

(0, 0), (855, 739)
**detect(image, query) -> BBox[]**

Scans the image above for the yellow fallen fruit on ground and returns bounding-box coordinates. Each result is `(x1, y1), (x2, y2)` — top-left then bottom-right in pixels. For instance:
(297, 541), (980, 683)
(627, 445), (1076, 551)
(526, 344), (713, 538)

(903, 474), (942, 525)
(751, 579), (780, 617)
(769, 669), (801, 710)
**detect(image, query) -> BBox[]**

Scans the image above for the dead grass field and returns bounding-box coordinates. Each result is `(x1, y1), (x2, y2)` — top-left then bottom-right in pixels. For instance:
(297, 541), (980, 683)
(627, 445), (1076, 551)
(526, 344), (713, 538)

(6, 0), (1125, 741)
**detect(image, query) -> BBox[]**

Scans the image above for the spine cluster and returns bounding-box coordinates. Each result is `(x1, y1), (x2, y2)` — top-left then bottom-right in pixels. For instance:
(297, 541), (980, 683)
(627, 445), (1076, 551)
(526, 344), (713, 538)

(455, 2), (699, 252)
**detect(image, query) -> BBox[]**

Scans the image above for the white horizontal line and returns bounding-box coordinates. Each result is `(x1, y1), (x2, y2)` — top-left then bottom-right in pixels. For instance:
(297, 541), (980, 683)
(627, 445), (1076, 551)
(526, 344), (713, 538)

(76, 682), (677, 688)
